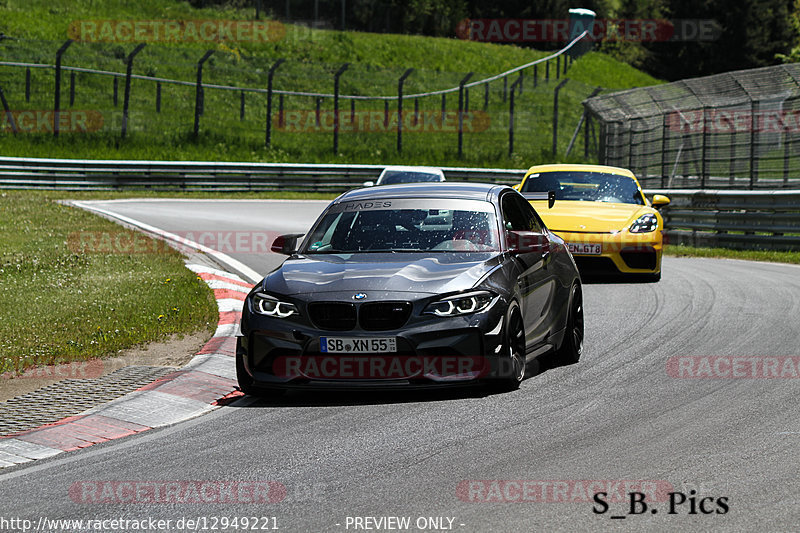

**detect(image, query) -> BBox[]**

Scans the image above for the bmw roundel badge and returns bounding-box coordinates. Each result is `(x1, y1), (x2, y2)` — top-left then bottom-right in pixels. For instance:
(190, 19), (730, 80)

(353, 292), (368, 300)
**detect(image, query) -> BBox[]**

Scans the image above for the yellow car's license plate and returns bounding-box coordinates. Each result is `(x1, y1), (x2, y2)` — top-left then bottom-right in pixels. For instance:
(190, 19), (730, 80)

(567, 243), (602, 255)
(320, 337), (397, 353)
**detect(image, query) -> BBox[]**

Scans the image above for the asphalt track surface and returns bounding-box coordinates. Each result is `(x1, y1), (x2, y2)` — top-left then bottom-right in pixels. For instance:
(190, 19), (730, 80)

(2, 199), (798, 532)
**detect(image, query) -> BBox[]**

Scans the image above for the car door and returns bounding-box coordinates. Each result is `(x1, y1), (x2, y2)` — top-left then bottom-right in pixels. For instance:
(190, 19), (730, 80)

(501, 192), (554, 348)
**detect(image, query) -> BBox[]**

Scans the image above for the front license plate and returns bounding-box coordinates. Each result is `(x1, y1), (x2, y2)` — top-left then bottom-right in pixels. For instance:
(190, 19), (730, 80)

(320, 337), (397, 353)
(567, 242), (602, 255)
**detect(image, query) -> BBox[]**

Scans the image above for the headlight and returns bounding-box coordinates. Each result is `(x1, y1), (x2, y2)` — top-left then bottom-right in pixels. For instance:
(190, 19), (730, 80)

(252, 292), (299, 318)
(424, 291), (495, 317)
(629, 213), (658, 233)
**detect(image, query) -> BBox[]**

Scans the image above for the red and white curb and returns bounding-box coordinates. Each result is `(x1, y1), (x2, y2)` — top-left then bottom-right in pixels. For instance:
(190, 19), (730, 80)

(0, 263), (252, 469)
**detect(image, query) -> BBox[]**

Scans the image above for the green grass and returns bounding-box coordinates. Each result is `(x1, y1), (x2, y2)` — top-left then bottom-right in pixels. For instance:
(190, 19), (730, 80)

(0, 0), (662, 166)
(664, 244), (800, 264)
(0, 191), (219, 375)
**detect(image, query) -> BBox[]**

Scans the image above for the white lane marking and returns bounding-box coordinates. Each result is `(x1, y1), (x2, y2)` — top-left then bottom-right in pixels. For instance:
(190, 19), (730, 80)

(203, 279), (252, 292)
(70, 201), (262, 283)
(186, 264), (250, 284)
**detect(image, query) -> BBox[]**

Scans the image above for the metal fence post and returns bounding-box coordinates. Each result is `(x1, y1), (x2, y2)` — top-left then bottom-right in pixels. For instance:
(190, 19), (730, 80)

(265, 58), (285, 147)
(25, 67), (30, 102)
(156, 82), (161, 113)
(660, 113), (668, 188)
(315, 97), (321, 126)
(749, 99), (756, 189)
(508, 76), (522, 156)
(333, 62), (349, 154)
(53, 39), (73, 137)
(546, 60), (550, 82)
(397, 68), (413, 153)
(534, 64), (538, 88)
(700, 106), (708, 189)
(240, 91), (245, 120)
(113, 77), (118, 107)
(556, 56), (560, 79)
(784, 129), (790, 187)
(458, 72), (473, 159)
(552, 79), (569, 155)
(0, 84), (18, 134)
(193, 50), (214, 136)
(69, 72), (75, 107)
(384, 100), (389, 127)
(122, 43), (145, 139)
(483, 83), (489, 111)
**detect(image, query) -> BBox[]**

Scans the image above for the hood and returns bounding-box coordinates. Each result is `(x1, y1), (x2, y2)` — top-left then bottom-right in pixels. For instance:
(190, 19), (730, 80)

(531, 200), (650, 233)
(264, 253), (502, 296)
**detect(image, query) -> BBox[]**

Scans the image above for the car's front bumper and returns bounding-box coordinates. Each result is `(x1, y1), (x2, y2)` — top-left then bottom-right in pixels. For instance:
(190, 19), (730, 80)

(554, 230), (663, 274)
(237, 301), (514, 389)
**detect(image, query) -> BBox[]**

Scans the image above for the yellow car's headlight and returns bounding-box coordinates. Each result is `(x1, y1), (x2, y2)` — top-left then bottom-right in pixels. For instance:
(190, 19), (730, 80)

(629, 214), (658, 233)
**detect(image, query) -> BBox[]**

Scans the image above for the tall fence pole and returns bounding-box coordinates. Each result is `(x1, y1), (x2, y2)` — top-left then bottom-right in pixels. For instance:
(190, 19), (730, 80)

(508, 77), (522, 156)
(333, 62), (349, 154)
(458, 72), (474, 159)
(193, 50), (214, 136)
(265, 58), (285, 147)
(25, 67), (31, 102)
(749, 99), (757, 189)
(156, 82), (161, 113)
(397, 68), (413, 153)
(69, 72), (75, 107)
(53, 39), (73, 137)
(552, 79), (569, 155)
(0, 84), (18, 134)
(121, 43), (146, 139)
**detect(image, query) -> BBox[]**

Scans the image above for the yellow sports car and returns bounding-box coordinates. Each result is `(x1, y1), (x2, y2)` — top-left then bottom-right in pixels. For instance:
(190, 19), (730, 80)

(516, 164), (670, 281)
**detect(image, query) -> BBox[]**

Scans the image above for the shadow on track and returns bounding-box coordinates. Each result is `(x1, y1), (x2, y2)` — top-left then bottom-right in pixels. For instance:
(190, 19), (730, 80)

(231, 355), (569, 408)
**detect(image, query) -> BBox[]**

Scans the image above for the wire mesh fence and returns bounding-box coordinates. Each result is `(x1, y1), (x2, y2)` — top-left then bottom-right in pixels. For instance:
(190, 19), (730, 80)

(0, 34), (601, 165)
(585, 63), (800, 189)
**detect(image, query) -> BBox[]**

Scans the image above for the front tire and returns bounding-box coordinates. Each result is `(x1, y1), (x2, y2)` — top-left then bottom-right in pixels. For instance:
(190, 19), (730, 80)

(555, 283), (583, 366)
(488, 303), (526, 391)
(236, 350), (285, 398)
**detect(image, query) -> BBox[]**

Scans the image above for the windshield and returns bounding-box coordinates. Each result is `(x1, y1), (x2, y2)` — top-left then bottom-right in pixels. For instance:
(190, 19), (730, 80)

(302, 199), (499, 253)
(521, 171), (645, 205)
(379, 171), (443, 184)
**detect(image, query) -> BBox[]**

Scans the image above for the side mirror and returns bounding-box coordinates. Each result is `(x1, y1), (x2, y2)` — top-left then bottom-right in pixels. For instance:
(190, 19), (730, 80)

(363, 181), (375, 187)
(506, 230), (550, 255)
(271, 233), (304, 255)
(651, 194), (671, 207)
(512, 184), (521, 191)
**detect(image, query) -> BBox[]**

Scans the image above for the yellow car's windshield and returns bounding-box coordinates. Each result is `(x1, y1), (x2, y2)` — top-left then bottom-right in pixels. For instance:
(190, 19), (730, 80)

(521, 171), (645, 205)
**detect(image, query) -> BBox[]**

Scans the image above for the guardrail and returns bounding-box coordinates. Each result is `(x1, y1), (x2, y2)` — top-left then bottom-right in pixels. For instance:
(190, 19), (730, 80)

(0, 156), (525, 191)
(1, 157), (798, 251)
(647, 189), (800, 251)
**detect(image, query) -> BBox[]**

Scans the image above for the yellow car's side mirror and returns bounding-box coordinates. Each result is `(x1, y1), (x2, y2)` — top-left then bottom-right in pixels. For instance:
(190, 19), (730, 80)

(651, 194), (670, 207)
(512, 184), (521, 191)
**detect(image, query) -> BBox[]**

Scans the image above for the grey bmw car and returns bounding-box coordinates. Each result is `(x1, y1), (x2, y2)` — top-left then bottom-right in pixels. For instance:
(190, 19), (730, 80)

(236, 182), (582, 395)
